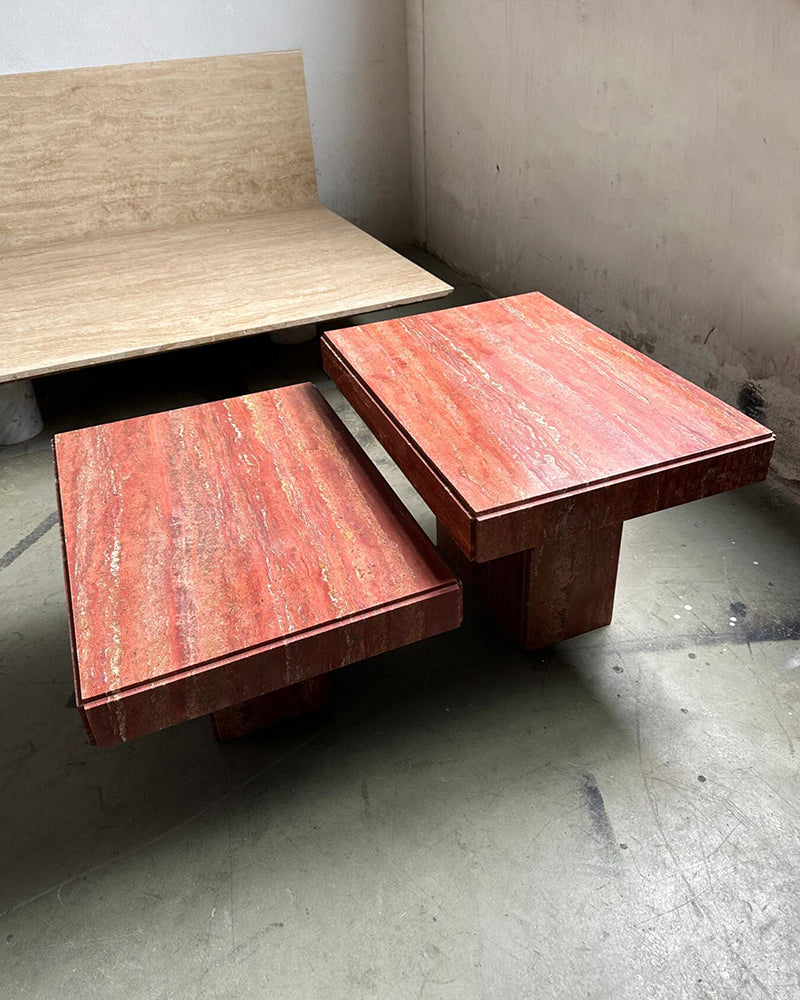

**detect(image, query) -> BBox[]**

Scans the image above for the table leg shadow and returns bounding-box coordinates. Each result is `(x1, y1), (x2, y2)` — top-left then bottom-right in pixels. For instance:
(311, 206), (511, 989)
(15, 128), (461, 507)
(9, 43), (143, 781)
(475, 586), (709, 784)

(210, 675), (331, 741)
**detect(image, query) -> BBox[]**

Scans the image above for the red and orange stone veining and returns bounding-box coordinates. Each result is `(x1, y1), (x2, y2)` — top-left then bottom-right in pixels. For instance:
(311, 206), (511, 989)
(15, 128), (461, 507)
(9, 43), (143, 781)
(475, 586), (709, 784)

(54, 384), (461, 745)
(323, 293), (774, 561)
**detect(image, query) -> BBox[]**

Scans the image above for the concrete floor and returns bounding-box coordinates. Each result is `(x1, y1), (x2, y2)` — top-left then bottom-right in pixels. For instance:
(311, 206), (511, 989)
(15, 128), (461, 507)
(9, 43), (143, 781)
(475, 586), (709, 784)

(1, 252), (799, 999)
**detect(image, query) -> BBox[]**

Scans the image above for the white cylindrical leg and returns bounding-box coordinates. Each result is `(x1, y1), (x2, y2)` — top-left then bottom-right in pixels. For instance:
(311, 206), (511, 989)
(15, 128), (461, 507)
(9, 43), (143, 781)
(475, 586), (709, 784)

(0, 379), (44, 446)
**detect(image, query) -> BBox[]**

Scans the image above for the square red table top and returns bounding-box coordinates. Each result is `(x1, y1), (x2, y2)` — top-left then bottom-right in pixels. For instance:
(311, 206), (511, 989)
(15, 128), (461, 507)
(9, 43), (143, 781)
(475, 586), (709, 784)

(54, 384), (460, 743)
(322, 293), (774, 561)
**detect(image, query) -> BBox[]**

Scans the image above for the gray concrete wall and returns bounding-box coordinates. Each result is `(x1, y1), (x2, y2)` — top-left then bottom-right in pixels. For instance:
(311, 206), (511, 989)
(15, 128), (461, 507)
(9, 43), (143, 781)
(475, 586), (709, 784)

(0, 0), (412, 245)
(410, 0), (800, 479)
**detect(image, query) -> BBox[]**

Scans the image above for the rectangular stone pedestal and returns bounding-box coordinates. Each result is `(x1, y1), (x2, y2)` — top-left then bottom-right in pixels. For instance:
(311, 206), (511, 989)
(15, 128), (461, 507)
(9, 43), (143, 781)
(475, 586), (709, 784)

(437, 520), (623, 650)
(210, 675), (331, 741)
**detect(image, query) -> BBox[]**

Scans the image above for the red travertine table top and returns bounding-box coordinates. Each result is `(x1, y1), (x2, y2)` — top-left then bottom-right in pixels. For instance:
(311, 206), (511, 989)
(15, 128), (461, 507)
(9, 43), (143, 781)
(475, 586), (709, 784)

(323, 293), (774, 560)
(55, 384), (458, 706)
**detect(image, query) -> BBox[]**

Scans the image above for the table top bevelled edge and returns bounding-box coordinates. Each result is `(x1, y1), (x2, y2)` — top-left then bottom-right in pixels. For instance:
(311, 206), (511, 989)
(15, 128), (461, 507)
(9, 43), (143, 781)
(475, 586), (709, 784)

(322, 295), (775, 562)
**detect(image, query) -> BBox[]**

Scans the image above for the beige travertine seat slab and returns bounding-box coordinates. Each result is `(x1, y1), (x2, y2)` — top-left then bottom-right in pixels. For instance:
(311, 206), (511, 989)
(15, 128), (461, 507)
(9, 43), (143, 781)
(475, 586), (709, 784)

(0, 206), (449, 382)
(0, 51), (450, 385)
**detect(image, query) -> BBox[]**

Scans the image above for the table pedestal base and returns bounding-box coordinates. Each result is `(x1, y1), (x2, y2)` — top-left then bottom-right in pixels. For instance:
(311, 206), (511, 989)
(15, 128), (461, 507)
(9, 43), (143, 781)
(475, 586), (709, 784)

(0, 379), (43, 446)
(210, 674), (331, 741)
(436, 520), (623, 650)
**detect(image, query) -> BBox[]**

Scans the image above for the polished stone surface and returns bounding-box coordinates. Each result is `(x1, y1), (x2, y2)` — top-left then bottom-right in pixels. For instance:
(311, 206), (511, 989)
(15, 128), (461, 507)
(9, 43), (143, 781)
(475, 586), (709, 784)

(55, 383), (459, 745)
(323, 293), (774, 560)
(1, 254), (799, 999)
(0, 53), (450, 383)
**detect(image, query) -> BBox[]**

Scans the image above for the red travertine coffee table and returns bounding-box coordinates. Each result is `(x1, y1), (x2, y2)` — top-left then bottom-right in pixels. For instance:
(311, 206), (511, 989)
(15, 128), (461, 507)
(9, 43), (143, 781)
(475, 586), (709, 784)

(54, 384), (461, 746)
(322, 293), (775, 650)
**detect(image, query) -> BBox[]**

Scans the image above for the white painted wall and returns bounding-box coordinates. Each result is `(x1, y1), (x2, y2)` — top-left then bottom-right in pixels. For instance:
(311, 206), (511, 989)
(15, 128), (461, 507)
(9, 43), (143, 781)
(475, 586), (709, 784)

(411, 0), (800, 478)
(0, 0), (412, 244)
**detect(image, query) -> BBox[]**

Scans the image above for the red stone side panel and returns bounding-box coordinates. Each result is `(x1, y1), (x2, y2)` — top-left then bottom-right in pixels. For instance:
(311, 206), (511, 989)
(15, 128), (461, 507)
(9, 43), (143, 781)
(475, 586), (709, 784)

(322, 340), (473, 554)
(324, 337), (774, 562)
(473, 437), (774, 561)
(75, 586), (461, 747)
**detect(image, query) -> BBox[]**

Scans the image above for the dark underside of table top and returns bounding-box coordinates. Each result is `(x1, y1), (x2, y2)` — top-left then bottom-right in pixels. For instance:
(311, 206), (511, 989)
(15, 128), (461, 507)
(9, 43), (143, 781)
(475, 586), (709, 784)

(322, 293), (774, 561)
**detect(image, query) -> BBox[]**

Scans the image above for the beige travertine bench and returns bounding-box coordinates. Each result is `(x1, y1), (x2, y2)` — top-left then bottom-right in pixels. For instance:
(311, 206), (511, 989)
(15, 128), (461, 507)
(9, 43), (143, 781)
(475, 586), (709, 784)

(0, 50), (451, 443)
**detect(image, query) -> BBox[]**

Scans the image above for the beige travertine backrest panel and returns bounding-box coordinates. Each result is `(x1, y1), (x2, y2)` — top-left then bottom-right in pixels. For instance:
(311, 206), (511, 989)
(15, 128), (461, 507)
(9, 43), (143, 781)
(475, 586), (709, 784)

(0, 51), (318, 252)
